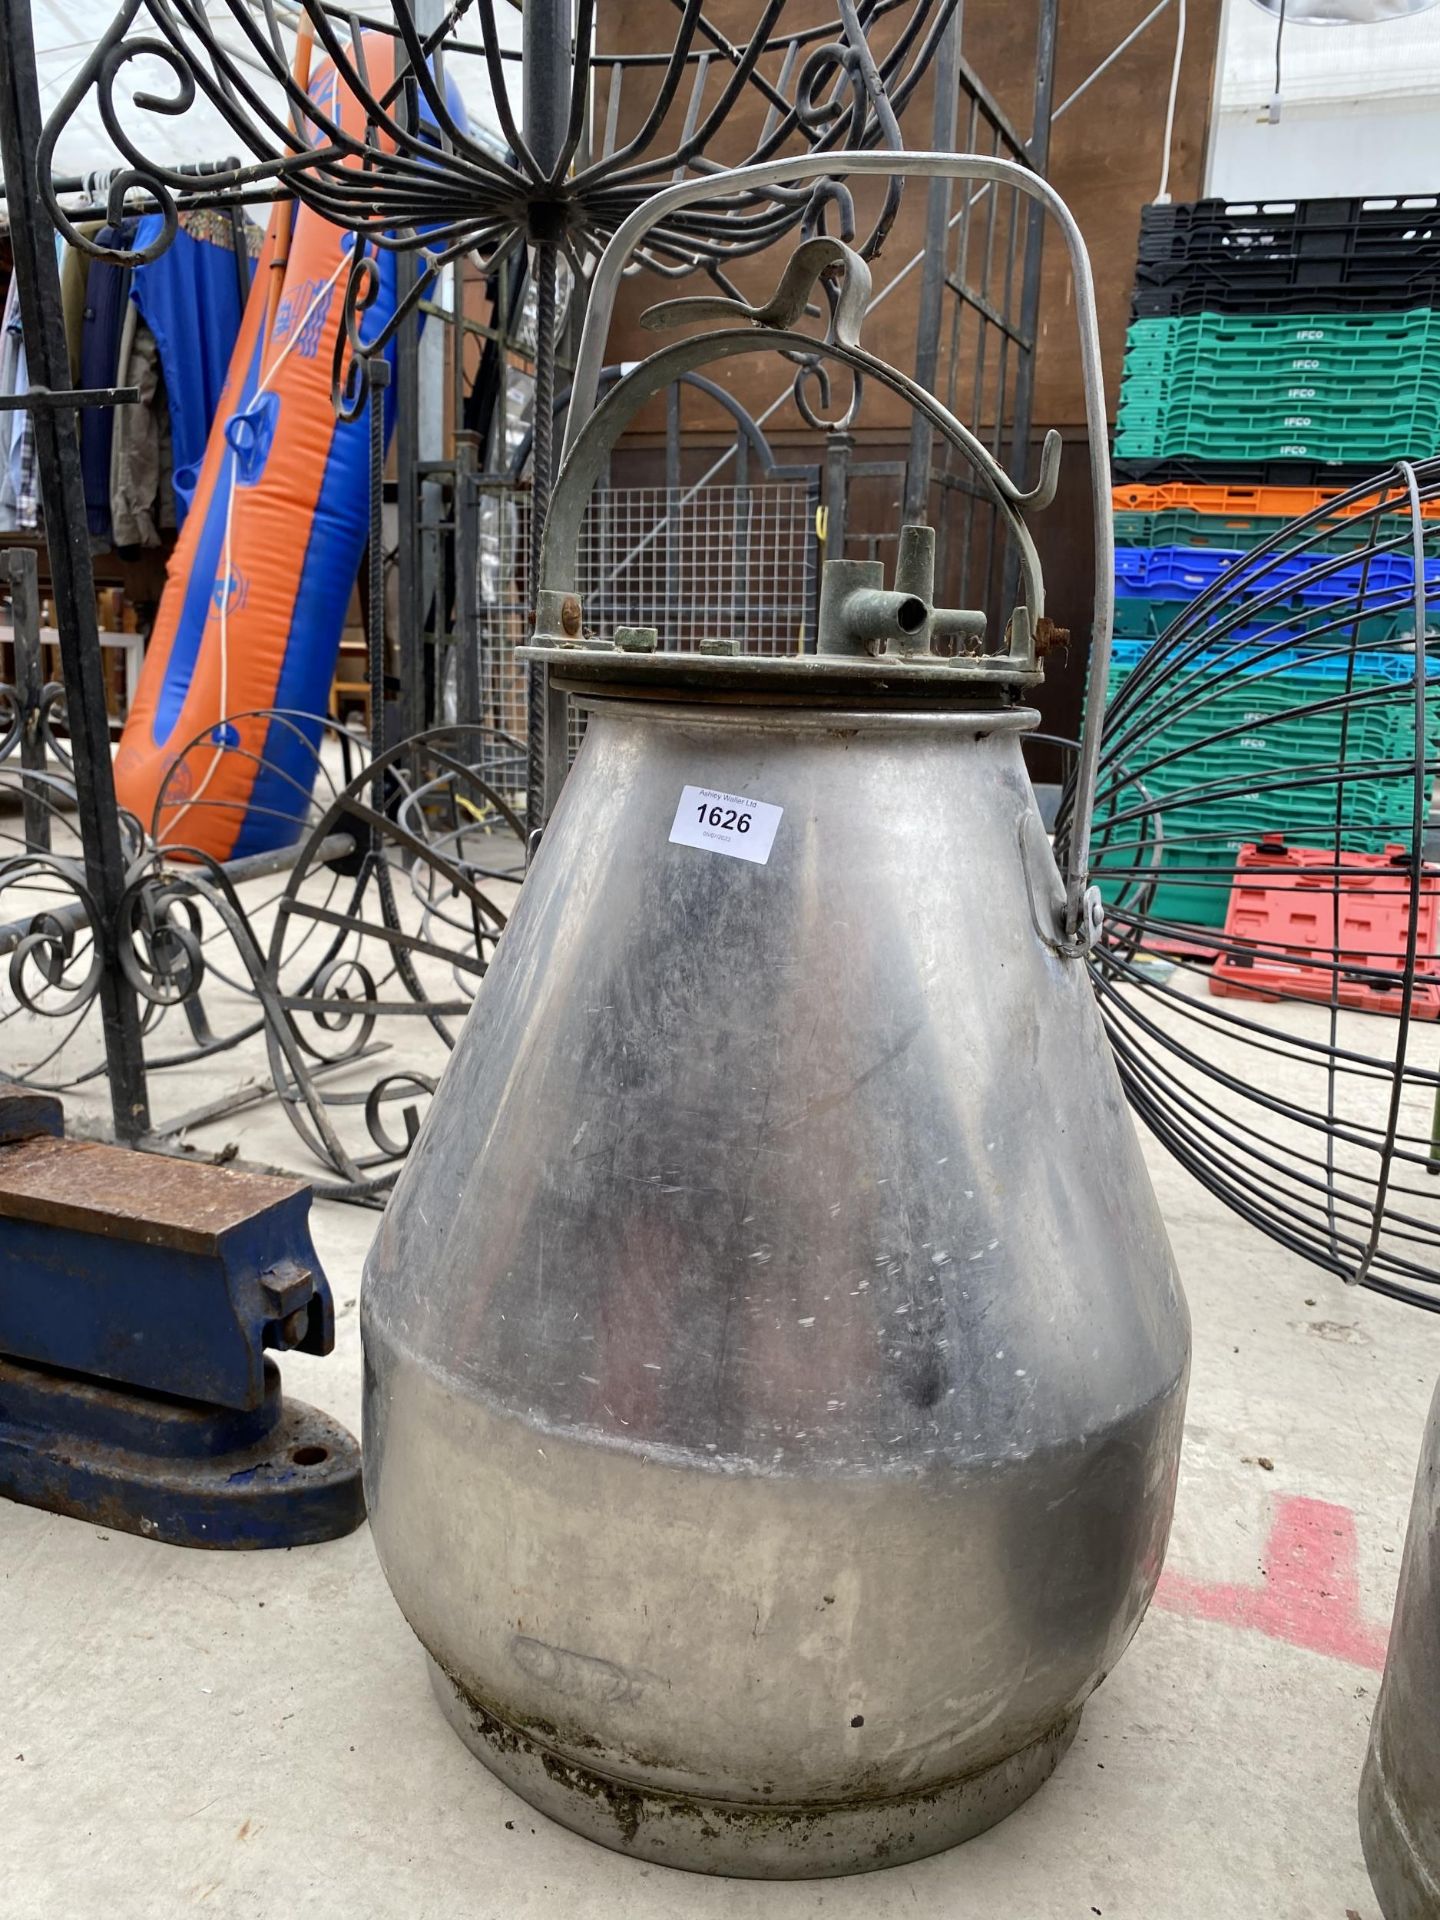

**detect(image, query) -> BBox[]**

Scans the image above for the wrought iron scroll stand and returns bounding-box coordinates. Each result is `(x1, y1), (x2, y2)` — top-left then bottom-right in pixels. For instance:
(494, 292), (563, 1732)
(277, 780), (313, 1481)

(0, 21), (149, 1142)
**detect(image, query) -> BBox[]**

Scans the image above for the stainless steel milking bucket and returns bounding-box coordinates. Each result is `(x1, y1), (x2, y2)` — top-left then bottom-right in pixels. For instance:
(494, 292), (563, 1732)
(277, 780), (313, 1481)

(1360, 1373), (1440, 1918)
(362, 153), (1191, 1878)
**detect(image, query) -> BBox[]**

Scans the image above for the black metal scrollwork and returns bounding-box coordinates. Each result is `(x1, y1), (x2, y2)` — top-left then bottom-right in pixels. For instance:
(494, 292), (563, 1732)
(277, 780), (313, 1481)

(0, 712), (526, 1197)
(39, 0), (956, 287)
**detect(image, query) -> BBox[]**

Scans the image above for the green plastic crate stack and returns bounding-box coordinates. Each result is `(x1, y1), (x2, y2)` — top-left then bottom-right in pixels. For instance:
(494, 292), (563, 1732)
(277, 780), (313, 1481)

(1114, 310), (1440, 463)
(1090, 646), (1437, 928)
(1112, 504), (1406, 555)
(1113, 595), (1413, 644)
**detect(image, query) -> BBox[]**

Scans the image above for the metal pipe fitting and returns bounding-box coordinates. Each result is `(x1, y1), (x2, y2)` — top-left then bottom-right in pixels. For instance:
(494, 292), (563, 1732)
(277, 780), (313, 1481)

(841, 588), (931, 653)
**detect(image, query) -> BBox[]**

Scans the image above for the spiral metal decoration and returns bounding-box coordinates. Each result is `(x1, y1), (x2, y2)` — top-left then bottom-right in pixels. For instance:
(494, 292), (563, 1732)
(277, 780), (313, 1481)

(0, 702), (525, 1196)
(261, 722), (522, 1192)
(0, 754), (146, 1086)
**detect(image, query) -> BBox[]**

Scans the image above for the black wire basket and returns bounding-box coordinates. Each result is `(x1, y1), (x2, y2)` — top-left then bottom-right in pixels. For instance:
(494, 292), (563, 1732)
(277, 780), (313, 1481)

(1063, 457), (1440, 1309)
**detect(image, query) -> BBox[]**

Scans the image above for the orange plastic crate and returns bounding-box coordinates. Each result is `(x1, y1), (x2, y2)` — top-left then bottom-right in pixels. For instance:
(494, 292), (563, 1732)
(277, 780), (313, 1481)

(1209, 835), (1440, 1019)
(1111, 481), (1440, 523)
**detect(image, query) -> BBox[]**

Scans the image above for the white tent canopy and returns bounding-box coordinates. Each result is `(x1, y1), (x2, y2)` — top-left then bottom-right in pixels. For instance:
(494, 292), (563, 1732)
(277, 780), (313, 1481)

(1210, 0), (1440, 198)
(1221, 0), (1440, 109)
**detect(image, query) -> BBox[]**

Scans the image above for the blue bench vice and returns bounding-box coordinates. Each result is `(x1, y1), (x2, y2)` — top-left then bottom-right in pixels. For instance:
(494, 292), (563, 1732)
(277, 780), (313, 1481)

(0, 1084), (363, 1548)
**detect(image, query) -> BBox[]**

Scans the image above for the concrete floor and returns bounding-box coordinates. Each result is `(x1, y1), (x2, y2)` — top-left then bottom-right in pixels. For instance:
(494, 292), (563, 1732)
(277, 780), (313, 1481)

(3, 1099), (1436, 1920)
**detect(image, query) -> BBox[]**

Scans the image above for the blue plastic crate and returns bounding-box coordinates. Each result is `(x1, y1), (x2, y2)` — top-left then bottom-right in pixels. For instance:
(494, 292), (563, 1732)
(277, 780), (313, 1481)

(1114, 543), (1440, 603)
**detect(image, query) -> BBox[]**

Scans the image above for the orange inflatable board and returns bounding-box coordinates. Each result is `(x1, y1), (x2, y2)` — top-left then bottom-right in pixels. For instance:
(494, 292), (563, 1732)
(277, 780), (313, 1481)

(116, 43), (401, 860)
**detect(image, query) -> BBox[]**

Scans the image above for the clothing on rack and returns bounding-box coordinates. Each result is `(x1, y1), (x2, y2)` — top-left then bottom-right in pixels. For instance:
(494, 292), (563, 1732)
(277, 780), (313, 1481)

(0, 202), (262, 550)
(110, 302), (174, 552)
(58, 222), (102, 386)
(0, 272), (36, 534)
(78, 220), (135, 544)
(9, 335), (37, 532)
(131, 209), (260, 525)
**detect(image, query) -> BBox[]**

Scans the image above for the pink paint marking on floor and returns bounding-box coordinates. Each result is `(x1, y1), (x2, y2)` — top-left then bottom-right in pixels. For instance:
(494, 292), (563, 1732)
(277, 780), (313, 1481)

(1155, 1494), (1390, 1671)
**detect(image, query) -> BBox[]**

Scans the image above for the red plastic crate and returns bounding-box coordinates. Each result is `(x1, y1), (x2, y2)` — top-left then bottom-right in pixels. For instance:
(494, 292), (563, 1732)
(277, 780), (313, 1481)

(1208, 835), (1440, 1019)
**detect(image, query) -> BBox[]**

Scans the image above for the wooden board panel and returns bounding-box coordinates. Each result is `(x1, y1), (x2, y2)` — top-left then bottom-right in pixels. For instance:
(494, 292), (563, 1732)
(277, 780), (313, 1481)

(601, 0), (1222, 431)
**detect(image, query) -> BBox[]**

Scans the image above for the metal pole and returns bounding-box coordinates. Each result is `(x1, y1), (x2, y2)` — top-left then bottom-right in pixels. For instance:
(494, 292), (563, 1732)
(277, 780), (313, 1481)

(525, 0), (572, 840)
(524, 0), (572, 180)
(999, 0), (1058, 623)
(1008, 0), (1059, 494)
(394, 242), (424, 746)
(416, 0), (447, 732)
(393, 0), (449, 743)
(903, 4), (961, 526)
(531, 245), (563, 842)
(0, 0), (150, 1140)
(367, 356), (392, 825)
(665, 380), (681, 624)
(824, 430), (852, 586)
(455, 439), (480, 725)
(6, 549), (48, 853)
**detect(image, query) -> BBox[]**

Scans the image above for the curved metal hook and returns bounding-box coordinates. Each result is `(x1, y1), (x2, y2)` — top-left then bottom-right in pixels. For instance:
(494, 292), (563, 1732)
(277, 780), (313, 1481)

(640, 235), (872, 350)
(331, 242), (383, 422)
(792, 357), (863, 433)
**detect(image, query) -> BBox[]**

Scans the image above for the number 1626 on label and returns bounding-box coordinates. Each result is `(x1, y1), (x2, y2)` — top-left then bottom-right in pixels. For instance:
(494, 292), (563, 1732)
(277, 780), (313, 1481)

(668, 784), (784, 866)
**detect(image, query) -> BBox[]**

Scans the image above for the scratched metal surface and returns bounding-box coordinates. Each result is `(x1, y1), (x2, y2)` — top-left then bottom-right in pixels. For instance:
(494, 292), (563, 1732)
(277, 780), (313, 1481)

(361, 692), (1188, 1874)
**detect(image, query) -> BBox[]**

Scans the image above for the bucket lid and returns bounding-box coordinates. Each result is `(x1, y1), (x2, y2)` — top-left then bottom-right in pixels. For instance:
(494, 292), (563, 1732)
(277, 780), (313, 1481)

(521, 526), (1062, 704)
(517, 640), (1043, 704)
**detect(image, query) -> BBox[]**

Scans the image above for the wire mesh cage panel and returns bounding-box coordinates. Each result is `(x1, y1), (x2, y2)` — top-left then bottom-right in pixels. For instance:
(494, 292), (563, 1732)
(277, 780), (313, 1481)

(469, 480), (818, 776)
(574, 484), (817, 654)
(1066, 458), (1440, 1308)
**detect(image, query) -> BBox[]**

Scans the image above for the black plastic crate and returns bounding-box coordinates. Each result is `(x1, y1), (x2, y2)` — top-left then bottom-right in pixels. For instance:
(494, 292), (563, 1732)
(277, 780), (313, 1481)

(1133, 281), (1440, 317)
(1137, 195), (1440, 268)
(1111, 454), (1390, 489)
(1131, 195), (1440, 317)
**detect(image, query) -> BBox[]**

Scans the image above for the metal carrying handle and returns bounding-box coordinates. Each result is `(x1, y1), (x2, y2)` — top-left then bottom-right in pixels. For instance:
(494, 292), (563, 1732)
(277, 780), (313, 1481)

(551, 151), (1114, 943)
